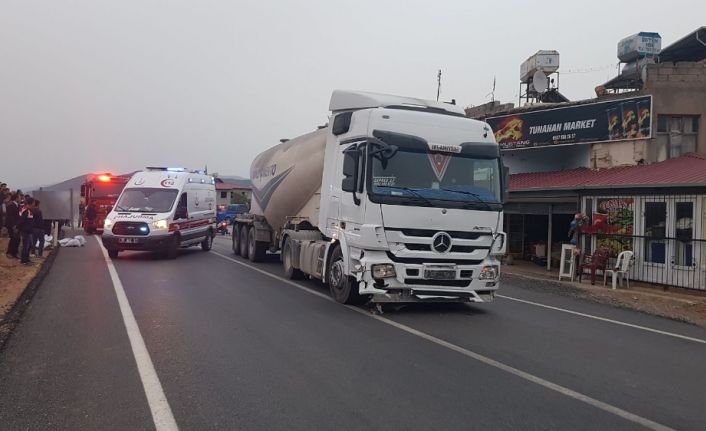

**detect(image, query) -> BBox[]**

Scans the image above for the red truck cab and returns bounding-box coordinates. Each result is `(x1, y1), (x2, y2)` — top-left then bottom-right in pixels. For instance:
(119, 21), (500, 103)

(81, 173), (130, 234)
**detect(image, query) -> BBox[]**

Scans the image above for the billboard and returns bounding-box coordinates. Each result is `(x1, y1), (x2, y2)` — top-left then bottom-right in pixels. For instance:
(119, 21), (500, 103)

(487, 95), (652, 150)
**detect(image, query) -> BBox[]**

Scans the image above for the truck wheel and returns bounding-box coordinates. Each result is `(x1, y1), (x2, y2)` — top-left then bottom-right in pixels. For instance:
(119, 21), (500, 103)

(201, 230), (214, 251)
(283, 238), (304, 279)
(166, 234), (180, 259)
(239, 225), (249, 257)
(327, 245), (362, 304)
(108, 249), (119, 259)
(247, 227), (266, 262)
(232, 224), (241, 254)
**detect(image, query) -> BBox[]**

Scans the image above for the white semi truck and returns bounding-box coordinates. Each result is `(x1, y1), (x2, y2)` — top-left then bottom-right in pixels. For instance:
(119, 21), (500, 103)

(233, 90), (507, 304)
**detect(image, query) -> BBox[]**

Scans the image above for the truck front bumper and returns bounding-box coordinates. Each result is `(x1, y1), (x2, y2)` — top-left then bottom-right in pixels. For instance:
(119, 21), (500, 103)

(356, 250), (500, 303)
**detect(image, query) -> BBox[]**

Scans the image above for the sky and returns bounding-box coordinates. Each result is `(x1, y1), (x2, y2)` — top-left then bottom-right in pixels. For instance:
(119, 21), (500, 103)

(0, 0), (703, 188)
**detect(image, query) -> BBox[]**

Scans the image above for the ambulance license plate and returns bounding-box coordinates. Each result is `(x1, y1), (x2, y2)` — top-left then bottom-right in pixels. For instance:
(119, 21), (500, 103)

(424, 269), (456, 280)
(119, 238), (140, 244)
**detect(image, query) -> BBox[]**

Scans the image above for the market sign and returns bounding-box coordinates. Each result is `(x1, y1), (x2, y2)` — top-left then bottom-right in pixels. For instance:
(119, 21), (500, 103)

(487, 95), (652, 150)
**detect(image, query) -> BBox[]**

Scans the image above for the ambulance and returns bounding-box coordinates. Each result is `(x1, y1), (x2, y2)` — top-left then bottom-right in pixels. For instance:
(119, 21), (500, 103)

(101, 167), (217, 259)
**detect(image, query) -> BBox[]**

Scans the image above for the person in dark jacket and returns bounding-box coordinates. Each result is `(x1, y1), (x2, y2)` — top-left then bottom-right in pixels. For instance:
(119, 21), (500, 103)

(19, 197), (35, 265)
(86, 202), (97, 234)
(32, 199), (45, 257)
(5, 193), (20, 258)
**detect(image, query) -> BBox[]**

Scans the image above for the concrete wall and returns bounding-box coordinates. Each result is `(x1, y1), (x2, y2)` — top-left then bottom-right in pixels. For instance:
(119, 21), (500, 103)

(465, 101), (516, 119)
(644, 61), (706, 160)
(502, 144), (591, 174)
(591, 139), (649, 169)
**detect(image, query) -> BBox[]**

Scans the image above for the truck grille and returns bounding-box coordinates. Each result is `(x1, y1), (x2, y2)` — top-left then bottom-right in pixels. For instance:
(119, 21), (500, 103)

(405, 243), (482, 253)
(404, 279), (472, 288)
(112, 222), (150, 236)
(395, 228), (482, 240)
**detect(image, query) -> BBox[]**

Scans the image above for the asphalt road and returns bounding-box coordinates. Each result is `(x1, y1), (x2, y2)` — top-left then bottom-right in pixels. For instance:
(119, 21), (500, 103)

(1, 234), (706, 430)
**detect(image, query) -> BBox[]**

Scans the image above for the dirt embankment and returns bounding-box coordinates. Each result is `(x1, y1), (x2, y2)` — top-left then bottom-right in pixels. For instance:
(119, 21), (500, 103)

(0, 238), (47, 319)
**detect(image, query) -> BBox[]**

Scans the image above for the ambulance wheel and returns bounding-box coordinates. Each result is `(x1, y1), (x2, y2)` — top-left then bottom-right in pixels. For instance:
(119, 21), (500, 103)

(283, 238), (304, 279)
(239, 225), (249, 257)
(201, 230), (214, 251)
(108, 249), (119, 259)
(166, 234), (179, 259)
(232, 224), (241, 254)
(247, 227), (266, 262)
(327, 245), (363, 305)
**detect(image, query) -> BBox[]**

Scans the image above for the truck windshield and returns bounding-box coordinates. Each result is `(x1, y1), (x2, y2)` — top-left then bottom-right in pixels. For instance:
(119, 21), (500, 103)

(115, 188), (179, 213)
(90, 182), (126, 198)
(370, 148), (502, 209)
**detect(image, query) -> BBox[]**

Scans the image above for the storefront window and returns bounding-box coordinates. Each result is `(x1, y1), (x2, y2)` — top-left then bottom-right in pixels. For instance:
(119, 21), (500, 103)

(644, 201), (667, 264)
(674, 202), (694, 267)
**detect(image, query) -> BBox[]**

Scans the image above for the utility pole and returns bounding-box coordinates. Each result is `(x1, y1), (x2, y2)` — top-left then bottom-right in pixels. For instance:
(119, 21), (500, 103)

(436, 69), (442, 101)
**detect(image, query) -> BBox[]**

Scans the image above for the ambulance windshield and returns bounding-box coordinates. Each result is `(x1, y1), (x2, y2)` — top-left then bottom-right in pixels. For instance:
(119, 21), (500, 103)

(115, 188), (179, 213)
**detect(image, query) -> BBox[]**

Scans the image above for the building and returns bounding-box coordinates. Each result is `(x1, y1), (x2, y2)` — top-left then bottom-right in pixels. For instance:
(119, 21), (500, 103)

(215, 177), (252, 207)
(467, 27), (706, 290)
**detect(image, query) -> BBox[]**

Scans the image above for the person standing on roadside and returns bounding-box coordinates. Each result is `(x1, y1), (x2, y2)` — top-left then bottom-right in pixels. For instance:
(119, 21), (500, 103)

(86, 202), (97, 234)
(0, 184), (7, 235)
(5, 193), (20, 258)
(18, 197), (35, 265)
(32, 199), (45, 257)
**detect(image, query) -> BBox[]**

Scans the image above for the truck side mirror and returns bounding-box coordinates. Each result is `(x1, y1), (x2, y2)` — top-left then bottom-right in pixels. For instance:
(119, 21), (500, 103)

(80, 185), (86, 197)
(341, 145), (361, 205)
(503, 164), (510, 203)
(341, 146), (359, 193)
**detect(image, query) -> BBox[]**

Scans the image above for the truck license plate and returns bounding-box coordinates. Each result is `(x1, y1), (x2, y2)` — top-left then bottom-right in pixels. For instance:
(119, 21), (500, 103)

(424, 269), (456, 280)
(118, 238), (139, 244)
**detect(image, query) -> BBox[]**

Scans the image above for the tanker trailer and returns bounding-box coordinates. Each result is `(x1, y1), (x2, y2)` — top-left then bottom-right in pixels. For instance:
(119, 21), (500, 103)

(233, 90), (507, 305)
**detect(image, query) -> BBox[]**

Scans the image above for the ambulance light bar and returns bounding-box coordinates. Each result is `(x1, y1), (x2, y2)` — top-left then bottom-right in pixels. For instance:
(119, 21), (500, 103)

(146, 166), (186, 172)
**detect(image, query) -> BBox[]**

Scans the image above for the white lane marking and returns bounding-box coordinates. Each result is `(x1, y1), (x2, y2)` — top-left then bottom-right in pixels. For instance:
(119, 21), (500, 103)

(497, 294), (706, 345)
(210, 250), (674, 431)
(97, 237), (179, 431)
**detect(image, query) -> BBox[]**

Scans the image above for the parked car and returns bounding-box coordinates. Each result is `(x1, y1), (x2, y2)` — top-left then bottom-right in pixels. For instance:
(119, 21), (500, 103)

(217, 204), (248, 225)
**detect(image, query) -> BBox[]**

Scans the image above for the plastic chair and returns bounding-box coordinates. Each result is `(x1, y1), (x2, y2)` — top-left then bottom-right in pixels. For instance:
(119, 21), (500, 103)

(603, 250), (634, 290)
(578, 248), (610, 285)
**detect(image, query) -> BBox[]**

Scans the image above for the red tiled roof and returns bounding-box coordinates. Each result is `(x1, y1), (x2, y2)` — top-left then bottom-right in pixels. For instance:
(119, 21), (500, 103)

(510, 153), (706, 191)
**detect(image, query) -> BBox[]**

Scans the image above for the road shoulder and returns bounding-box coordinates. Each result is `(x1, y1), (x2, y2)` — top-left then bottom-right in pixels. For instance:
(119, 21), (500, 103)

(0, 240), (59, 350)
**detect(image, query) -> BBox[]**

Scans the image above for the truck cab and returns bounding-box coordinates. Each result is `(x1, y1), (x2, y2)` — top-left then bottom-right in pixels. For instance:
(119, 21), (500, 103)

(319, 91), (507, 303)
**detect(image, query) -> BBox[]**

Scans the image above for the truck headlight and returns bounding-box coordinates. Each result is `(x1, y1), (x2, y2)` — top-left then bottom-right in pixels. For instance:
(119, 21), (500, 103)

(152, 219), (169, 230)
(103, 219), (113, 230)
(479, 265), (499, 280)
(371, 264), (396, 279)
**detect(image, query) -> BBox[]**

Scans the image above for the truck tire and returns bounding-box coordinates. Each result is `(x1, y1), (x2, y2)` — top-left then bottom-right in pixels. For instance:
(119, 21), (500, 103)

(247, 227), (266, 262)
(166, 234), (180, 259)
(283, 238), (304, 279)
(232, 224), (241, 255)
(327, 245), (362, 304)
(239, 225), (249, 257)
(108, 249), (119, 259)
(201, 230), (214, 251)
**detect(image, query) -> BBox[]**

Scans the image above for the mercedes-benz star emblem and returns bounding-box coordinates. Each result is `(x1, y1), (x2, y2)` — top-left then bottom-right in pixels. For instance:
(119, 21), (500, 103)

(431, 232), (452, 253)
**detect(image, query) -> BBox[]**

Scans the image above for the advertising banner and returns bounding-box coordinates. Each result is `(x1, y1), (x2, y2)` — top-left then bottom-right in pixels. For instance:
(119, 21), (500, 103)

(487, 95), (652, 150)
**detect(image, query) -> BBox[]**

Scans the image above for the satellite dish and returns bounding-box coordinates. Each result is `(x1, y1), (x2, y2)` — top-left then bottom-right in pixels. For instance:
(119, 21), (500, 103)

(533, 70), (548, 93)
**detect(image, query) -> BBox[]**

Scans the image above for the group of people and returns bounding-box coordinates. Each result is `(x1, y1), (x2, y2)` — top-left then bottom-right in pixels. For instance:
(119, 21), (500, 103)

(1, 183), (46, 265)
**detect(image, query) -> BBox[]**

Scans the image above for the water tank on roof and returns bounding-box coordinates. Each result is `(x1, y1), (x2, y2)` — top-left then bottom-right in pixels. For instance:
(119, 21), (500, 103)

(617, 32), (661, 63)
(520, 50), (560, 83)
